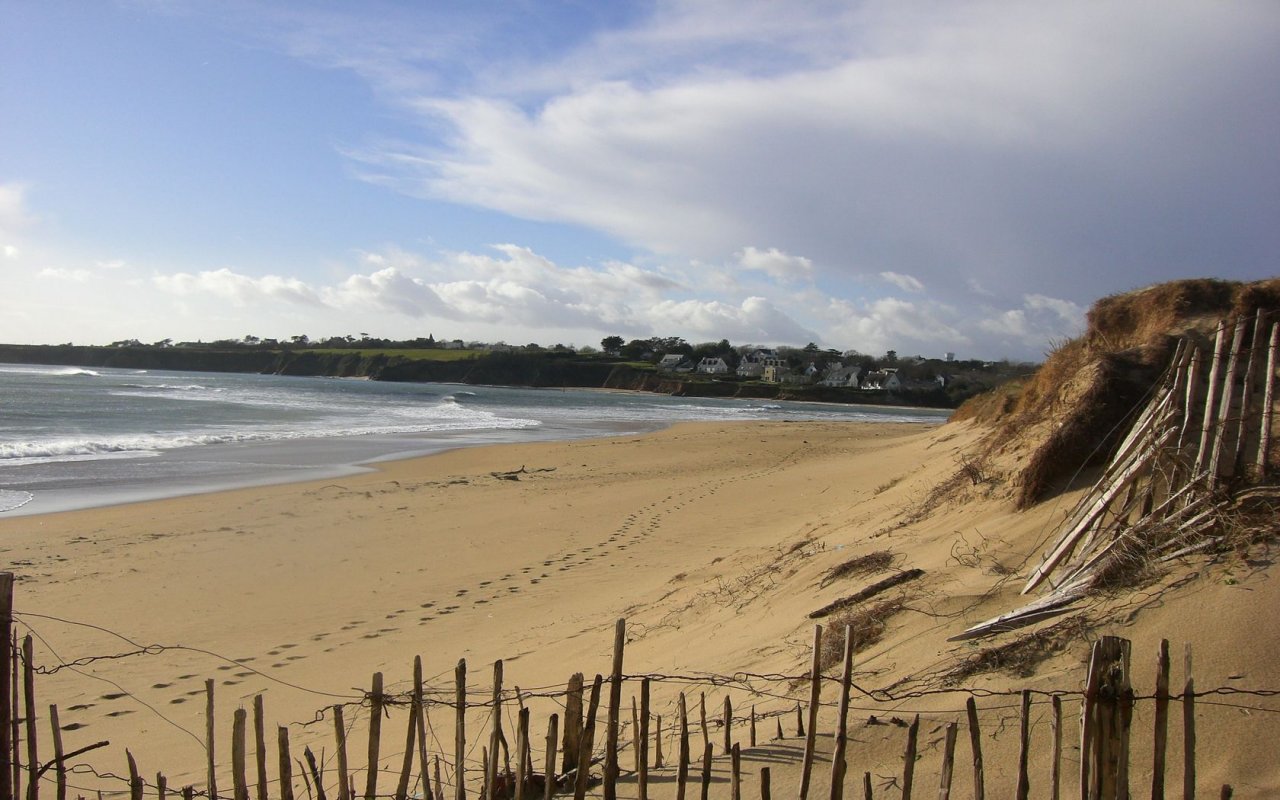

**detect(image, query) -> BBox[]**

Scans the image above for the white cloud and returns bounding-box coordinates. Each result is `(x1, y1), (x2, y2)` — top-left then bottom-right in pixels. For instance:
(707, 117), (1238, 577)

(95, 259), (127, 270)
(879, 271), (924, 292)
(334, 1), (1278, 310)
(650, 296), (817, 344)
(736, 247), (813, 282)
(38, 267), (92, 282)
(0, 183), (35, 233)
(154, 268), (324, 306)
(2, 245), (18, 259)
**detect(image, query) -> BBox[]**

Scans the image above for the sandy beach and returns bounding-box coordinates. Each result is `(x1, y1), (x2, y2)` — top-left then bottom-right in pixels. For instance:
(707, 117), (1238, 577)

(2, 417), (1277, 797)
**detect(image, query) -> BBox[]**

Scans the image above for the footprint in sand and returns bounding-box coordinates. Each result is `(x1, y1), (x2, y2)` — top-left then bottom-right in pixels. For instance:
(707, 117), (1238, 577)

(152, 682), (172, 689)
(61, 722), (87, 731)
(100, 692), (128, 700)
(177, 674), (197, 679)
(234, 657), (256, 663)
(106, 710), (135, 717)
(68, 703), (93, 711)
(170, 698), (187, 705)
(217, 665), (234, 671)
(420, 602), (436, 608)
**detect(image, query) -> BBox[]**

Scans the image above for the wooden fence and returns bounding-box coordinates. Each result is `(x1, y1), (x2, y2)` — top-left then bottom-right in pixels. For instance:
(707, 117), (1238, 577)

(0, 577), (1256, 800)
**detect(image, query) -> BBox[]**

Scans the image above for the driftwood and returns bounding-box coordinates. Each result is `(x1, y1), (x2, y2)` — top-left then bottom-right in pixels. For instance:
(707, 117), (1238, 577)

(808, 570), (925, 618)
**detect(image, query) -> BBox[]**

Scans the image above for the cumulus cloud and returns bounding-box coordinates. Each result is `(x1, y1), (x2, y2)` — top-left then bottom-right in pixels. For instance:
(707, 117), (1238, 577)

(880, 271), (924, 293)
(2, 245), (18, 259)
(650, 296), (818, 344)
(736, 247), (813, 282)
(38, 267), (92, 282)
(154, 268), (324, 306)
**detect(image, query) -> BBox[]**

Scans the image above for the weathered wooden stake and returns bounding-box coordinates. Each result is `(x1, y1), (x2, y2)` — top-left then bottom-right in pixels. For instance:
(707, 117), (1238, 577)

(965, 698), (984, 800)
(937, 722), (957, 800)
(1050, 696), (1062, 800)
(749, 706), (756, 749)
(828, 625), (854, 800)
(434, 756), (444, 800)
(699, 742), (712, 800)
(1152, 640), (1171, 800)
(795, 703), (803, 738)
(365, 673), (384, 800)
(206, 680), (219, 800)
(20, 637), (34, 800)
(1184, 644), (1196, 800)
(413, 657), (430, 799)
(901, 715), (918, 800)
(48, 705), (66, 800)
(514, 707), (529, 800)
(233, 708), (249, 800)
(253, 696), (267, 800)
(723, 696), (733, 756)
(0, 574), (11, 800)
(631, 697), (641, 774)
(1015, 690), (1031, 800)
(544, 714), (559, 800)
(158, 772), (167, 800)
(562, 674), (584, 775)
(605, 619), (626, 800)
(1257, 324), (1278, 476)
(654, 713), (664, 770)
(677, 693), (689, 800)
(303, 747), (326, 800)
(775, 716), (783, 742)
(278, 727), (295, 800)
(487, 662), (504, 800)
(572, 675), (603, 800)
(861, 773), (871, 800)
(759, 768), (771, 800)
(799, 625), (822, 800)
(731, 743), (741, 800)
(699, 694), (710, 758)
(455, 660), (467, 800)
(395, 698), (419, 800)
(10, 634), (19, 800)
(126, 750), (143, 800)
(639, 679), (650, 800)
(334, 705), (351, 800)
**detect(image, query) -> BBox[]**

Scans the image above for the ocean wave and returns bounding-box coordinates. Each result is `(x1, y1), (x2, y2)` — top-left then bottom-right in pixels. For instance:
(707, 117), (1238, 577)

(53, 368), (100, 377)
(0, 490), (34, 513)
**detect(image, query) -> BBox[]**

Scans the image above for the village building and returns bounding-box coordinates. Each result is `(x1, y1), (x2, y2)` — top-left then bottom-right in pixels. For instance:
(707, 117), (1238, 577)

(696, 357), (731, 375)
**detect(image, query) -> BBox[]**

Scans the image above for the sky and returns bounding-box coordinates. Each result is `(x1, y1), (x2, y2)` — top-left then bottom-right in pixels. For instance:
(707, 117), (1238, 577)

(1, 1), (1277, 361)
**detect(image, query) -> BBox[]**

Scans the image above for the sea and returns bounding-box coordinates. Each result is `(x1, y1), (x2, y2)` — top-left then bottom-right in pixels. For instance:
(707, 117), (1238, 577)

(0, 363), (948, 517)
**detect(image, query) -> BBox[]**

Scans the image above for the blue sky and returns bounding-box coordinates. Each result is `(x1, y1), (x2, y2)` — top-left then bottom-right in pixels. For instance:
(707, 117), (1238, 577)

(2, 1), (1277, 360)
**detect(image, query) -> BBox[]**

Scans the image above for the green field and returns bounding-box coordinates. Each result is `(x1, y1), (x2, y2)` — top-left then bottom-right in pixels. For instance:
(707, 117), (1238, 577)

(306, 348), (482, 361)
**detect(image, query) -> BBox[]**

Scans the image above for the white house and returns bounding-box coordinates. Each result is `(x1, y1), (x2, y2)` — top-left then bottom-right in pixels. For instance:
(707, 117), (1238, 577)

(736, 349), (779, 378)
(861, 369), (902, 391)
(819, 365), (862, 388)
(696, 357), (730, 375)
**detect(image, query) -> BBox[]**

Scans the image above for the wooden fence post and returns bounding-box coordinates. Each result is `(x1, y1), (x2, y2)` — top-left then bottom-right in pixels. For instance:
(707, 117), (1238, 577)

(544, 714), (559, 800)
(1080, 637), (1134, 800)
(901, 715), (918, 800)
(413, 656), (430, 797)
(731, 743), (741, 800)
(253, 696), (267, 800)
(0, 573), (12, 800)
(699, 743), (712, 800)
(799, 625), (822, 800)
(639, 679), (650, 800)
(937, 722), (957, 800)
(964, 698), (983, 800)
(19, 637), (34, 800)
(1184, 645), (1196, 800)
(126, 750), (143, 800)
(206, 680), (219, 800)
(303, 747), (327, 800)
(828, 626), (853, 800)
(366, 673), (384, 800)
(1152, 640), (1171, 800)
(562, 674), (584, 775)
(1050, 696), (1062, 800)
(455, 660), (466, 800)
(514, 707), (529, 800)
(277, 727), (295, 800)
(760, 768), (771, 800)
(48, 705), (66, 800)
(677, 693), (689, 800)
(605, 619), (625, 800)
(395, 698), (419, 800)
(723, 696), (732, 756)
(699, 694), (710, 759)
(233, 708), (249, 800)
(486, 662), (503, 800)
(1015, 690), (1031, 800)
(334, 706), (351, 800)
(572, 676), (603, 800)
